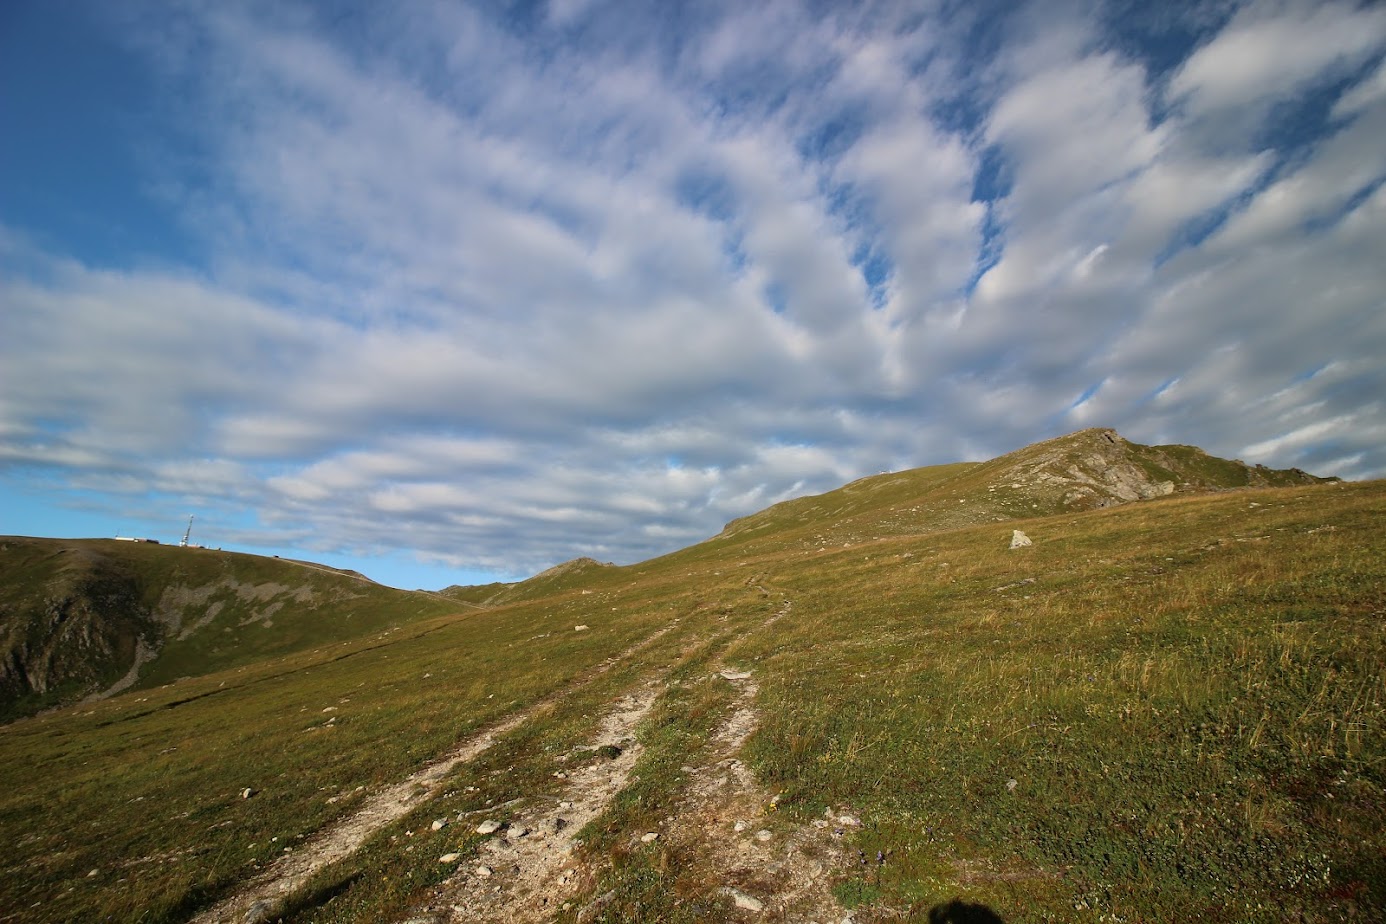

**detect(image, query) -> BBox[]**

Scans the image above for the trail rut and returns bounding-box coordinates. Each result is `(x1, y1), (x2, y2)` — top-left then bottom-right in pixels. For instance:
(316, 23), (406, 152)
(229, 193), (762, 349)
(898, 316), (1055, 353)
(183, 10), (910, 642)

(190, 622), (679, 924)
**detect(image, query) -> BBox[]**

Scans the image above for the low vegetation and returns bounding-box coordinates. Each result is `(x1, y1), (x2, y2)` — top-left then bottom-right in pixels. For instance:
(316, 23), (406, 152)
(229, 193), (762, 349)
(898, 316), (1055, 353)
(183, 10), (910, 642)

(0, 430), (1378, 922)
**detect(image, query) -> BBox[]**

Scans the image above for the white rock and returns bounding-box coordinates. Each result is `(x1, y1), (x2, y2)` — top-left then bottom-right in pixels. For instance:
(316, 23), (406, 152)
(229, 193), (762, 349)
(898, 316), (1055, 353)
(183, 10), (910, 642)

(640, 832), (659, 843)
(574, 625), (590, 632)
(1010, 529), (1033, 549)
(728, 889), (764, 912)
(431, 818), (447, 831)
(475, 865), (493, 878)
(755, 829), (773, 842)
(475, 820), (502, 835)
(507, 824), (530, 840)
(240, 787), (256, 799)
(733, 820), (748, 833)
(439, 853), (460, 863)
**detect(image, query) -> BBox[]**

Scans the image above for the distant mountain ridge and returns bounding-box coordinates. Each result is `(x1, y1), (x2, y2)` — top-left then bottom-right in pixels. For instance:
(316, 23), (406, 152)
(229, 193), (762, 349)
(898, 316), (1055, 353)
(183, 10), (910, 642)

(0, 538), (456, 721)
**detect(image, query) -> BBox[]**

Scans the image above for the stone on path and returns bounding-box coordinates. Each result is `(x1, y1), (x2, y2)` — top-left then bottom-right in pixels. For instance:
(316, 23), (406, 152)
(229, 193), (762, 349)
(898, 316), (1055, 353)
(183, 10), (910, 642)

(728, 888), (764, 912)
(243, 900), (275, 924)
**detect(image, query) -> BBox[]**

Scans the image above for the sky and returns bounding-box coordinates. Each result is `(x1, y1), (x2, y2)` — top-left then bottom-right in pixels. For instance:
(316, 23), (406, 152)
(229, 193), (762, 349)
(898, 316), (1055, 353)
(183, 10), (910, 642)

(2, 0), (1384, 591)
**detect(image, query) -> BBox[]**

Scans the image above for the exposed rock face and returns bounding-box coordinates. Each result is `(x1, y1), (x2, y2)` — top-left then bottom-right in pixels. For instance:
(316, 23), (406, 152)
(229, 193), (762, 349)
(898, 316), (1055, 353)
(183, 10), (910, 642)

(998, 429), (1176, 509)
(0, 542), (156, 719)
(994, 428), (1331, 512)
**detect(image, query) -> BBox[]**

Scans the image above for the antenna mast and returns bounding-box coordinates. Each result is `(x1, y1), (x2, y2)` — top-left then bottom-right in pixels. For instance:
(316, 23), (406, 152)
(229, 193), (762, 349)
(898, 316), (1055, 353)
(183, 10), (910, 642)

(181, 515), (194, 548)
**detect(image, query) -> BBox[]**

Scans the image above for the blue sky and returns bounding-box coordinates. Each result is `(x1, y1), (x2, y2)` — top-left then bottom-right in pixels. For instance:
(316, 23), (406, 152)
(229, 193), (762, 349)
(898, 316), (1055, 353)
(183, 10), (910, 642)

(2, 0), (1384, 590)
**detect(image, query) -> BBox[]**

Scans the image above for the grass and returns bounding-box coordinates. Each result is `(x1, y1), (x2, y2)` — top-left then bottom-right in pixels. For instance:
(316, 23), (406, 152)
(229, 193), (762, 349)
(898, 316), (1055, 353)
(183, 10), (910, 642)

(0, 441), (1381, 923)
(738, 483), (1385, 921)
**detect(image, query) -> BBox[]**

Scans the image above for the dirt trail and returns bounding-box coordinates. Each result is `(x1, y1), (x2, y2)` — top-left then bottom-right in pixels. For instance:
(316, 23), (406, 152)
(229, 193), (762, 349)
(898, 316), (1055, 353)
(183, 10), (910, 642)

(664, 660), (855, 922)
(190, 622), (680, 924)
(403, 681), (663, 922)
(388, 592), (820, 924)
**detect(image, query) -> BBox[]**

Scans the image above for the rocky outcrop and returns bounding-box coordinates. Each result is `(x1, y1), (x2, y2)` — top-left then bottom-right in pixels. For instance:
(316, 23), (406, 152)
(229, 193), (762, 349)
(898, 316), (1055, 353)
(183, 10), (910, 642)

(0, 543), (157, 719)
(995, 428), (1333, 512)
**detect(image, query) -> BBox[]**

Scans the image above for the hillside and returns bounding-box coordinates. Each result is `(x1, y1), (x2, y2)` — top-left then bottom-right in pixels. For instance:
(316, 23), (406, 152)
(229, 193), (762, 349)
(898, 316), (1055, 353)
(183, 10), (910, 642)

(0, 430), (1379, 924)
(440, 557), (618, 608)
(692, 427), (1331, 558)
(0, 538), (458, 721)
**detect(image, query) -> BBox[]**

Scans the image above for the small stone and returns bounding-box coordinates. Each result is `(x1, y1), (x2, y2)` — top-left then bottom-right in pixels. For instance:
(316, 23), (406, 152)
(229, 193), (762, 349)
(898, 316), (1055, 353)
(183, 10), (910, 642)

(755, 829), (773, 842)
(559, 800), (574, 809)
(240, 788), (256, 799)
(728, 889), (764, 912)
(431, 818), (447, 831)
(574, 625), (590, 632)
(733, 820), (748, 833)
(640, 832), (659, 843)
(837, 814), (861, 827)
(86, 868), (99, 878)
(1010, 529), (1033, 549)
(507, 824), (530, 840)
(475, 865), (493, 878)
(550, 817), (568, 833)
(439, 853), (460, 863)
(243, 900), (275, 924)
(1006, 779), (1018, 791)
(476, 820), (502, 835)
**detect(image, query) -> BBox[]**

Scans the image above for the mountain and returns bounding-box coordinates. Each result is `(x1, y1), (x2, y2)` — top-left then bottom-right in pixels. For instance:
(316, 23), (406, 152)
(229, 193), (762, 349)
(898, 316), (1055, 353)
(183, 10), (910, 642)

(704, 427), (1332, 554)
(0, 538), (457, 720)
(0, 429), (1379, 924)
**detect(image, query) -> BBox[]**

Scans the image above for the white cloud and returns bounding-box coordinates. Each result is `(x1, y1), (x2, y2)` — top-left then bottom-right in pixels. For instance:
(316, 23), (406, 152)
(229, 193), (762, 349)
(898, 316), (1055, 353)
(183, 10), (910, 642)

(3, 0), (1384, 581)
(1170, 0), (1386, 117)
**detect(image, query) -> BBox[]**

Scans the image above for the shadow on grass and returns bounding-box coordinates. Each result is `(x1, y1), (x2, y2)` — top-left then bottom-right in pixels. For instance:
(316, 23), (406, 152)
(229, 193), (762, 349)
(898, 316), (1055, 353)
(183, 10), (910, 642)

(928, 898), (1006, 923)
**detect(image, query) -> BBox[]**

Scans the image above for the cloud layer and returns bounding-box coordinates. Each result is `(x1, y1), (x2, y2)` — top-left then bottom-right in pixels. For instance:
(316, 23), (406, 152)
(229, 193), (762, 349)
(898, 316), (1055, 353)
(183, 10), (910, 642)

(3, 0), (1384, 580)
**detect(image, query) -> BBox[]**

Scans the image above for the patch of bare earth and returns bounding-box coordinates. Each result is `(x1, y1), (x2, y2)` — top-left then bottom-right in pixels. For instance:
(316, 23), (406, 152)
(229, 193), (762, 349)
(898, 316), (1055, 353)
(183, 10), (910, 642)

(662, 665), (857, 923)
(190, 623), (678, 924)
(402, 682), (663, 923)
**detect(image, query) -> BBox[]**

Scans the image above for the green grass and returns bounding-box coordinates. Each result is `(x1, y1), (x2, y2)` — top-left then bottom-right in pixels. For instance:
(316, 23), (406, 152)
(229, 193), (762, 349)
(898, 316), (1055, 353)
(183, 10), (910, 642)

(1, 453), (1381, 923)
(737, 484), (1385, 921)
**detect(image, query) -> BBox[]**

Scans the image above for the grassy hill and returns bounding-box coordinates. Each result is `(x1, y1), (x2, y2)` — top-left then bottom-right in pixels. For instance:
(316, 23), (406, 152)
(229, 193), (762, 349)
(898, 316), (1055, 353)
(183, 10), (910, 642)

(0, 430), (1378, 924)
(0, 538), (458, 721)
